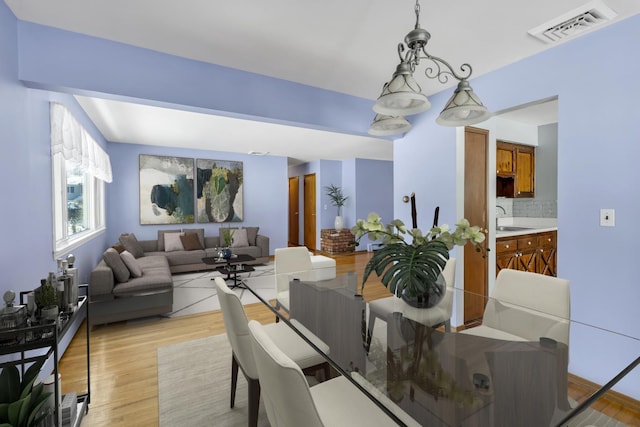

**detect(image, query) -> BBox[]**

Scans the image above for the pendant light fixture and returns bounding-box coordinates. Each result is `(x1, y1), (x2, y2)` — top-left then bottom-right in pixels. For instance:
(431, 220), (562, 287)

(368, 0), (490, 135)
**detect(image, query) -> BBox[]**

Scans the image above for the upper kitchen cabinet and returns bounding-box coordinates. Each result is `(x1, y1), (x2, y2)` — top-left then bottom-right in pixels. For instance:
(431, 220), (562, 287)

(496, 140), (535, 198)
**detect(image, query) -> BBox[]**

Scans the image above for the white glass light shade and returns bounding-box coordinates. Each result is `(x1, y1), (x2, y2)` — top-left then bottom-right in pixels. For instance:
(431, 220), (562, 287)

(373, 65), (431, 116)
(368, 114), (412, 136)
(436, 80), (491, 127)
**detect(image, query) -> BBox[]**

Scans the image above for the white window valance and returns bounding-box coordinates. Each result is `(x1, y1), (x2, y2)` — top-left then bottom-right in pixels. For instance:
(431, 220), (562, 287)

(50, 102), (113, 183)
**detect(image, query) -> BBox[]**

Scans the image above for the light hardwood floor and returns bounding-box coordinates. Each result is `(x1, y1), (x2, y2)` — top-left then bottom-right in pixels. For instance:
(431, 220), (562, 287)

(59, 251), (640, 426)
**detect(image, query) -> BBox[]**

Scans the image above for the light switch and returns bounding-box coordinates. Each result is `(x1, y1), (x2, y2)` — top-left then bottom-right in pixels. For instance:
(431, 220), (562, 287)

(600, 209), (615, 227)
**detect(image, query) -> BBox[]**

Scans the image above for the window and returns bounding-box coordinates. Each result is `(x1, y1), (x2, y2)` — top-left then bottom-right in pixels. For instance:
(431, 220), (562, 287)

(51, 103), (111, 258)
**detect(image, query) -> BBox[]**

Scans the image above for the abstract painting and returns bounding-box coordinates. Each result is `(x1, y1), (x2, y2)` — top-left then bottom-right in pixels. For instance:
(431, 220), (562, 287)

(196, 159), (243, 223)
(139, 155), (195, 224)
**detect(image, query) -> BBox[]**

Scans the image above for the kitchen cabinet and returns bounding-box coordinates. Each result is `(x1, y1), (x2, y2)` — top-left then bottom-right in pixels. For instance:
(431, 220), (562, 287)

(496, 141), (535, 198)
(496, 230), (556, 276)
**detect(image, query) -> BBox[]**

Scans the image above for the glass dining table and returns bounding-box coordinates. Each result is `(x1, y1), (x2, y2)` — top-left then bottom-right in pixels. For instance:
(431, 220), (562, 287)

(242, 272), (640, 427)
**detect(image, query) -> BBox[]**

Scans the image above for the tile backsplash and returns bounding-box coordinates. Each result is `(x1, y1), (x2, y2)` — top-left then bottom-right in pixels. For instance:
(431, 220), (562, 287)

(496, 198), (557, 218)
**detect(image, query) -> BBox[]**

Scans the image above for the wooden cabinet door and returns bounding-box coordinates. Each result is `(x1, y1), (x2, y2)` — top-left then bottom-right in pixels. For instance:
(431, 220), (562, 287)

(537, 231), (557, 276)
(496, 238), (517, 275)
(496, 231), (557, 276)
(516, 145), (535, 197)
(496, 142), (515, 175)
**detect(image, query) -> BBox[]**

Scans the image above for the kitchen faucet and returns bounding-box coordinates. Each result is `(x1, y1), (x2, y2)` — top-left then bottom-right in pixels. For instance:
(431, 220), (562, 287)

(496, 205), (506, 228)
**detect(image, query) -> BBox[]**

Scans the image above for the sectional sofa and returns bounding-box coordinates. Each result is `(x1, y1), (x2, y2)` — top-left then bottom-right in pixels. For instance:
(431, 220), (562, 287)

(89, 227), (269, 325)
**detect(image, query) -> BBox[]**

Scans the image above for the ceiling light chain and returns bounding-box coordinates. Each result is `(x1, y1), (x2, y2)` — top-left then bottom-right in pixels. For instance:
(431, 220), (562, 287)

(368, 0), (490, 135)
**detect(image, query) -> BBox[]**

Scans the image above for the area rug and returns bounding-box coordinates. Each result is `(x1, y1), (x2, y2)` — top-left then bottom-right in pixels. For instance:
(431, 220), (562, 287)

(157, 334), (270, 427)
(168, 262), (275, 318)
(158, 331), (628, 427)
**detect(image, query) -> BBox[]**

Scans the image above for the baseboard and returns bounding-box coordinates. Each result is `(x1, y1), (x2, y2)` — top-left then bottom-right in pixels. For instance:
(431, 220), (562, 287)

(568, 372), (640, 413)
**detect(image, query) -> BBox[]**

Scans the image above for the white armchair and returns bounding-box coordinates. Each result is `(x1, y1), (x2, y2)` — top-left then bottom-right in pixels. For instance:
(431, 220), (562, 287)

(274, 247), (336, 314)
(460, 269), (570, 345)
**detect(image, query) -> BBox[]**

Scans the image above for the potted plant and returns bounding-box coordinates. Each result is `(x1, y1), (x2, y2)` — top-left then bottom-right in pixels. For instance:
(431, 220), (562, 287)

(34, 280), (58, 321)
(324, 184), (348, 230)
(0, 358), (51, 427)
(220, 225), (234, 259)
(351, 212), (487, 307)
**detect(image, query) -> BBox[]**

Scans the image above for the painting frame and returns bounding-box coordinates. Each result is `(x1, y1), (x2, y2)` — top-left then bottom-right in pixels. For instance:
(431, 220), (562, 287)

(139, 154), (195, 225)
(196, 158), (243, 223)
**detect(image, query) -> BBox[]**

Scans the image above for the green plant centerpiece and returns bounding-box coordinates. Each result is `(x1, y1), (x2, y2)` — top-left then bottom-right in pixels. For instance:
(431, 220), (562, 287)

(220, 225), (234, 260)
(351, 212), (487, 308)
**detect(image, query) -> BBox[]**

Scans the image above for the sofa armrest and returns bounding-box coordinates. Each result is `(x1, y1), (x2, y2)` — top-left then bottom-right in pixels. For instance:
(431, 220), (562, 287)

(256, 234), (269, 258)
(90, 260), (115, 298)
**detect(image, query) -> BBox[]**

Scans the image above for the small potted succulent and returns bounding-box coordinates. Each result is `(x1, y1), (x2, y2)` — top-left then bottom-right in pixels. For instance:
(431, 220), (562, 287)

(35, 278), (59, 321)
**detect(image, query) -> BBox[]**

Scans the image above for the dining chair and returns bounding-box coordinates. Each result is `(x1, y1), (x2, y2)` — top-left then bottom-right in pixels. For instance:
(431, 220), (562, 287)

(274, 247), (323, 315)
(214, 277), (330, 427)
(460, 268), (570, 345)
(367, 258), (457, 343)
(247, 319), (400, 427)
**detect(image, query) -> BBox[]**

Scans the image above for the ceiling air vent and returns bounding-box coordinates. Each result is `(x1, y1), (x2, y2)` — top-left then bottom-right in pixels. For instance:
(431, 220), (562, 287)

(528, 0), (617, 43)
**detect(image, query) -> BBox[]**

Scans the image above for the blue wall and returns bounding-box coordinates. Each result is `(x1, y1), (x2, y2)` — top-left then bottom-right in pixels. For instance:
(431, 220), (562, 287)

(0, 2), (109, 291)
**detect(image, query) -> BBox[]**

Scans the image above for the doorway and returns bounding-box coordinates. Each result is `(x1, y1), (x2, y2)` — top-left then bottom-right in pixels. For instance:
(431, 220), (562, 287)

(288, 176), (299, 246)
(463, 127), (489, 326)
(303, 173), (316, 250)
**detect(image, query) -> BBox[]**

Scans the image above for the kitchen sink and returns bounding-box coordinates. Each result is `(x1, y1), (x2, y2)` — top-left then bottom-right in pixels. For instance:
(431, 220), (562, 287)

(496, 226), (533, 232)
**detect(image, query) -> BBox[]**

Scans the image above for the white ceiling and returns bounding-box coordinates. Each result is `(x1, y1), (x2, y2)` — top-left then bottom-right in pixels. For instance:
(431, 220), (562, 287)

(6, 0), (639, 163)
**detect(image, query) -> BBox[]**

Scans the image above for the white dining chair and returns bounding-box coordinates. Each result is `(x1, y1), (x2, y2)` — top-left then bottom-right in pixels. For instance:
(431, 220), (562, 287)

(247, 319), (400, 427)
(367, 258), (457, 343)
(214, 277), (330, 427)
(460, 268), (570, 345)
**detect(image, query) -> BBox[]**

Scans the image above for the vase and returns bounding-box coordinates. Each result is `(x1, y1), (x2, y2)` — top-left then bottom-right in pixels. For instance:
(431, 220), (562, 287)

(222, 247), (233, 260)
(334, 215), (344, 230)
(401, 274), (446, 308)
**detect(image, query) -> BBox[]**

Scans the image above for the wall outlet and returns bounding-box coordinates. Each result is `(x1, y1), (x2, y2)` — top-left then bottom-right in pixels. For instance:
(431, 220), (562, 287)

(600, 209), (615, 227)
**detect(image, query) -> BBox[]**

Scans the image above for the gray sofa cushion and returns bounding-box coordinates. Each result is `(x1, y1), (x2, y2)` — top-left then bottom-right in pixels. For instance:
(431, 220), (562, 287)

(120, 250), (143, 277)
(103, 248), (130, 282)
(112, 255), (172, 297)
(164, 249), (207, 266)
(229, 226), (259, 246)
(119, 233), (145, 258)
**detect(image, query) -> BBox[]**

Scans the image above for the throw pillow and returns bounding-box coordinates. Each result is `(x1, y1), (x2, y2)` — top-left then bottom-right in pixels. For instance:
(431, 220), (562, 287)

(119, 233), (144, 258)
(244, 226), (259, 246)
(157, 229), (181, 251)
(183, 228), (205, 248)
(164, 232), (185, 252)
(120, 250), (143, 278)
(103, 248), (130, 283)
(231, 228), (249, 248)
(180, 233), (203, 251)
(111, 243), (126, 253)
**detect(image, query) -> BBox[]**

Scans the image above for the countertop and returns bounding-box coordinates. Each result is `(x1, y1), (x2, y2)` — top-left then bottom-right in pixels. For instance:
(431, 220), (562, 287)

(495, 217), (558, 238)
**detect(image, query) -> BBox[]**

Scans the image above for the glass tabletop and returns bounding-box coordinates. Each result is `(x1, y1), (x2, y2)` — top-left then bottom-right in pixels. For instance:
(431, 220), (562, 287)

(242, 272), (640, 426)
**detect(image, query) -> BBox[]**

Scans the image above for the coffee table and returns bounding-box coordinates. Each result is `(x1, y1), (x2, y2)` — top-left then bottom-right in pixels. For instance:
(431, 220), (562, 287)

(202, 254), (256, 288)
